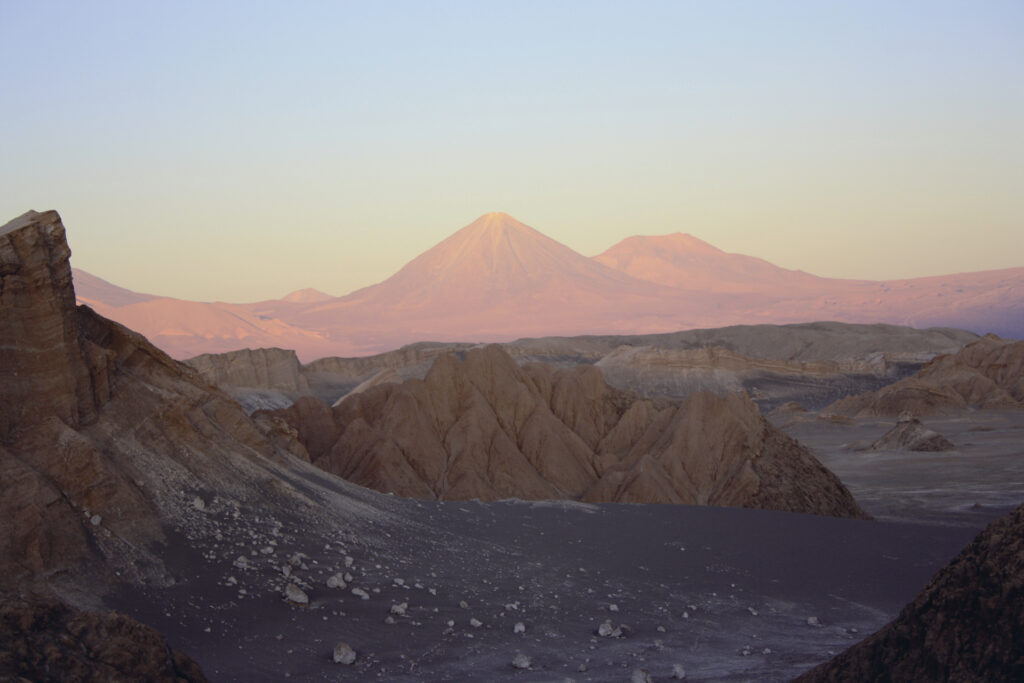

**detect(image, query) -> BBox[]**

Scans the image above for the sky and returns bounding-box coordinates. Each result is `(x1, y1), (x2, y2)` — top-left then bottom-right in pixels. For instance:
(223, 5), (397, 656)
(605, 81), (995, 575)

(1, 1), (1022, 302)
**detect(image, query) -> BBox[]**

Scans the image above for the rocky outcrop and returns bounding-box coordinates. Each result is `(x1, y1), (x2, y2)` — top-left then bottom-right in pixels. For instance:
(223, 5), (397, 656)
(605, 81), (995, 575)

(870, 416), (954, 452)
(796, 503), (1024, 681)
(186, 347), (310, 393)
(0, 211), (109, 441)
(0, 211), (307, 589)
(0, 595), (207, 682)
(186, 347), (311, 412)
(827, 335), (1024, 417)
(267, 345), (868, 518)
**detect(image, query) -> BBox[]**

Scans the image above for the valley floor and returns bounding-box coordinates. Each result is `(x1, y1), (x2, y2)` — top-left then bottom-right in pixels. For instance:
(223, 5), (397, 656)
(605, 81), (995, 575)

(106, 411), (1024, 681)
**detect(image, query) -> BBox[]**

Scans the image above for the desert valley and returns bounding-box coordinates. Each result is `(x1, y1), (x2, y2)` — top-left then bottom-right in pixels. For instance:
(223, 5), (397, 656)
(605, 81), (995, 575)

(2, 209), (1022, 681)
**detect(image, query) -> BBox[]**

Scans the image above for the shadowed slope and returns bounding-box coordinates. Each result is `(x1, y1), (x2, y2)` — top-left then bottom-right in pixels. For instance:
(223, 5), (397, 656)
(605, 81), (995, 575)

(796, 503), (1024, 682)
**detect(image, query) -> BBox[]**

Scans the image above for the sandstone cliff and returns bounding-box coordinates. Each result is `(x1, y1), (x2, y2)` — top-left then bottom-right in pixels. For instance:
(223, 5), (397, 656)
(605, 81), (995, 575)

(796, 502), (1024, 681)
(0, 211), (307, 590)
(267, 345), (868, 518)
(826, 335), (1024, 417)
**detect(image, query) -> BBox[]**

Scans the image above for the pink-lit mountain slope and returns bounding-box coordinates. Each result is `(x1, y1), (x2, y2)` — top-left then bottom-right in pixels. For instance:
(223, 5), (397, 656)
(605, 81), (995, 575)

(73, 213), (1024, 361)
(268, 212), (743, 355)
(72, 270), (337, 360)
(593, 233), (856, 294)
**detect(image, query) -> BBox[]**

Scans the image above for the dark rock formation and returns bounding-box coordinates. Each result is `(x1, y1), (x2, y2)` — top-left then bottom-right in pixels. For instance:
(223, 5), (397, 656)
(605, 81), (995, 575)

(796, 503), (1024, 682)
(266, 345), (868, 518)
(0, 595), (207, 682)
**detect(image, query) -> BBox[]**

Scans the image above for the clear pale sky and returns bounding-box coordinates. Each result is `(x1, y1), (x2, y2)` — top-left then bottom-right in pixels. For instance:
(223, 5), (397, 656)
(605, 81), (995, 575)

(2, 1), (1022, 302)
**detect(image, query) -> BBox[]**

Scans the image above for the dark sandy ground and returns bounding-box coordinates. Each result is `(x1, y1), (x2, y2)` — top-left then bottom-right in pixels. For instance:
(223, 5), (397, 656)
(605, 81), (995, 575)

(106, 437), (996, 682)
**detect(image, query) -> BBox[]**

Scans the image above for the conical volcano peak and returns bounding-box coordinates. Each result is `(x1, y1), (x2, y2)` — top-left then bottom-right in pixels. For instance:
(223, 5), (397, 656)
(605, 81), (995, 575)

(463, 211), (536, 238)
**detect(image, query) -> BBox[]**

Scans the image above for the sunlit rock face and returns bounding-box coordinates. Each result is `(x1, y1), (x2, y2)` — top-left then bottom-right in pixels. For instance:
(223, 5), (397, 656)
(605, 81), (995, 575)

(268, 345), (868, 518)
(796, 502), (1024, 682)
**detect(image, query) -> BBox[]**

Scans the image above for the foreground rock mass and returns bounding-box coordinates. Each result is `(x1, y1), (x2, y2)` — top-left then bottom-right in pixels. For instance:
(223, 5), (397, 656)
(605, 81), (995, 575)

(266, 345), (868, 518)
(0, 211), (300, 588)
(0, 211), (366, 680)
(797, 503), (1024, 681)
(827, 335), (1024, 417)
(0, 596), (207, 682)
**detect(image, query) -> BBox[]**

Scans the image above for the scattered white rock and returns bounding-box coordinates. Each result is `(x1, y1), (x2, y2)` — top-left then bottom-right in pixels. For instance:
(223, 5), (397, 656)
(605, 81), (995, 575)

(657, 625), (666, 633)
(513, 621), (526, 634)
(384, 616), (396, 624)
(233, 556), (249, 570)
(763, 648), (772, 655)
(631, 669), (652, 683)
(332, 642), (357, 665)
(90, 514), (102, 526)
(390, 602), (408, 616)
(284, 584), (309, 605)
(459, 600), (469, 609)
(596, 620), (623, 638)
(747, 607), (758, 616)
(344, 556), (354, 568)
(326, 573), (347, 589)
(344, 572), (353, 583)
(192, 496), (206, 511)
(511, 653), (532, 669)
(609, 603), (619, 612)
(672, 663), (687, 679)
(260, 546), (274, 555)
(393, 578), (405, 586)
(807, 616), (821, 627)
(469, 618), (483, 628)
(352, 588), (370, 600)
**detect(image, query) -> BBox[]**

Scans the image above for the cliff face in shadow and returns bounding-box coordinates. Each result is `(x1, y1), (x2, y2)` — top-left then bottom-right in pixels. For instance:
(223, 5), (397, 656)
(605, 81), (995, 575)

(267, 345), (868, 518)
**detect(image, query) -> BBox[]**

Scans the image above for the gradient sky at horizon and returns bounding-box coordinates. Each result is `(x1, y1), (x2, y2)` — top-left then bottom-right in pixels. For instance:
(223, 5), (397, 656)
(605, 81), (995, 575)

(2, 1), (1022, 302)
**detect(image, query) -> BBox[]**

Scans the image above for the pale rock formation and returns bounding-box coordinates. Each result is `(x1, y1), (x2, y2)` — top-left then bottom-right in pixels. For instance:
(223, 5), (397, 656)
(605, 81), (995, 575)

(827, 335), (1024, 417)
(267, 345), (867, 518)
(332, 368), (401, 406)
(332, 642), (357, 665)
(870, 417), (954, 452)
(187, 347), (310, 394)
(796, 503), (1024, 682)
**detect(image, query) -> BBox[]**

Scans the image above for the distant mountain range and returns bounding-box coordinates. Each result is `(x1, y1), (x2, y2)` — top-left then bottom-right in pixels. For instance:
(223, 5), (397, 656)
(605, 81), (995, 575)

(74, 212), (1024, 360)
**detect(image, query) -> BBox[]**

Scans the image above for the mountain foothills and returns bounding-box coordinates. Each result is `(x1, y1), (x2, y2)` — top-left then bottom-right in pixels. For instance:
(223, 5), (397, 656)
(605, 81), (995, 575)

(73, 212), (1024, 361)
